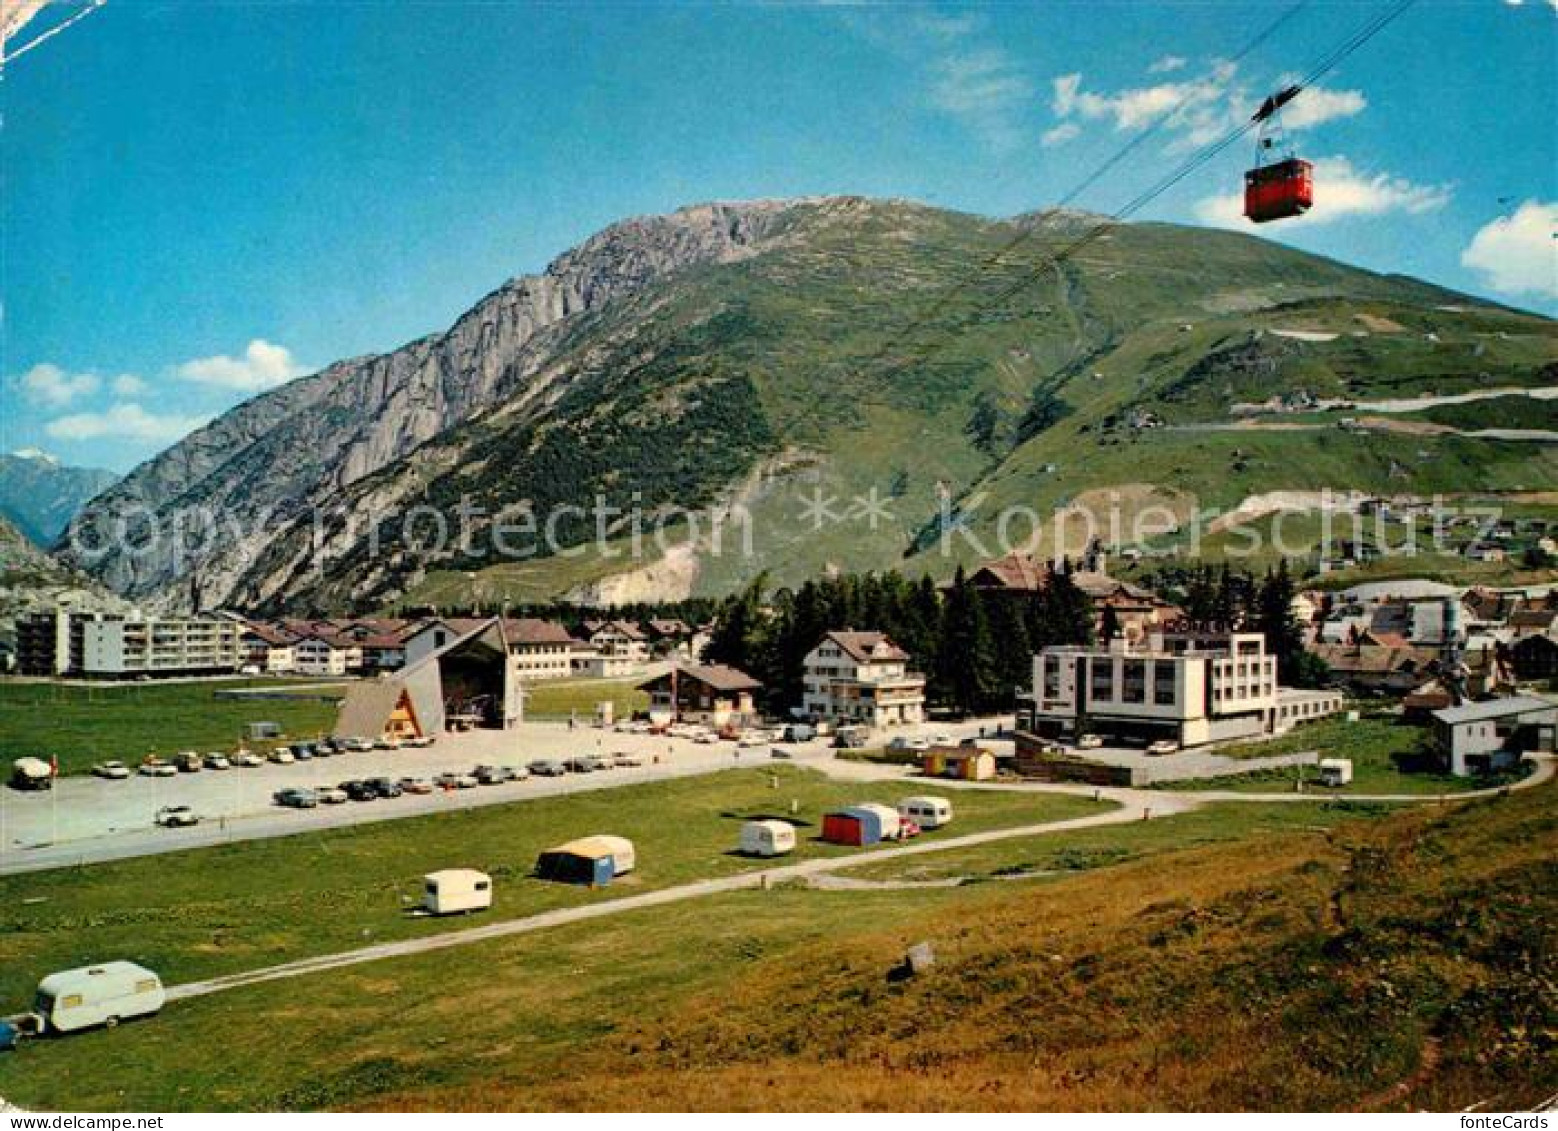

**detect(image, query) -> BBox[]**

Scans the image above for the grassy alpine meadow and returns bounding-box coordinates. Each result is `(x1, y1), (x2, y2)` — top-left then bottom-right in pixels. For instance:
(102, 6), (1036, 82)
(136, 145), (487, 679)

(1152, 715), (1501, 796)
(0, 679), (345, 777)
(2, 781), (1549, 1112)
(0, 765), (1107, 1011)
(521, 675), (650, 721)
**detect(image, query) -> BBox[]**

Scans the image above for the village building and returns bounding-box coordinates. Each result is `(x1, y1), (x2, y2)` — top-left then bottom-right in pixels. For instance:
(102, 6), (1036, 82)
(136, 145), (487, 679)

(1429, 695), (1557, 776)
(1028, 631), (1336, 747)
(800, 630), (926, 728)
(638, 663), (761, 729)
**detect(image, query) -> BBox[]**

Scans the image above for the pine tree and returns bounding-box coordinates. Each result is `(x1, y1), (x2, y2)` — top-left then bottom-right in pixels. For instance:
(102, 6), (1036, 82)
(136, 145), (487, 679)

(936, 565), (996, 714)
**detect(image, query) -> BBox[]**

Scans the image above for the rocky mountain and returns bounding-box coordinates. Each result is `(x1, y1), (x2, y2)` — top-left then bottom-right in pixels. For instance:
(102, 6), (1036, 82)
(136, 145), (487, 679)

(61, 197), (1558, 613)
(0, 450), (118, 546)
(0, 511), (127, 642)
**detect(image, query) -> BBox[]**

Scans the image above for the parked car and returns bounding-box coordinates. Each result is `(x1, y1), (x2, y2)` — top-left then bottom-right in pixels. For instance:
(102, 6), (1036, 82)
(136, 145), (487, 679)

(887, 736), (929, 753)
(139, 757), (176, 778)
(366, 776), (403, 799)
(1145, 739), (1180, 757)
(737, 733), (769, 749)
(583, 754), (614, 772)
(473, 764), (511, 785)
(563, 755), (597, 773)
(339, 780), (377, 802)
(274, 787), (318, 808)
(693, 731), (718, 745)
(291, 744), (314, 762)
(231, 750), (264, 768)
(203, 752), (231, 771)
(92, 760), (131, 780)
(769, 748), (793, 760)
(434, 771), (479, 790)
(268, 748), (296, 765)
(404, 734), (435, 748)
(155, 805), (200, 827)
(1076, 734), (1104, 750)
(339, 736), (375, 752)
(173, 751), (203, 773)
(373, 735), (404, 750)
(930, 733), (953, 747)
(611, 752), (643, 767)
(314, 739), (337, 757)
(504, 764), (530, 782)
(528, 758), (568, 777)
(398, 776), (434, 795)
(314, 785), (349, 805)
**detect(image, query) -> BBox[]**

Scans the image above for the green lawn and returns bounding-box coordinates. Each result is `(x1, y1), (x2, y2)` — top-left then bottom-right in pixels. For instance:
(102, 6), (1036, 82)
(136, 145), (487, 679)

(0, 680), (345, 776)
(1154, 716), (1485, 796)
(842, 799), (1397, 883)
(523, 676), (650, 721)
(0, 766), (1105, 1013)
(0, 792), (1399, 1112)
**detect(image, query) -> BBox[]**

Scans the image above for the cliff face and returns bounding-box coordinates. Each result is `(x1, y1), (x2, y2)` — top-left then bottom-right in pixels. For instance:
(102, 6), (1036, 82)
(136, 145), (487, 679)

(59, 201), (801, 605)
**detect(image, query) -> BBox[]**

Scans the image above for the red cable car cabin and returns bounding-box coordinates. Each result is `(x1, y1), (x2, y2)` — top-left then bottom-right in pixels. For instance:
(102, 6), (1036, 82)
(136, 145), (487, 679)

(1244, 157), (1313, 223)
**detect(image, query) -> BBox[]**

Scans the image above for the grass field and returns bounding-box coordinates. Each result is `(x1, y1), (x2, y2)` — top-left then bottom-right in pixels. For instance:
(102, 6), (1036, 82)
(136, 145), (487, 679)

(2, 780), (1549, 1111)
(1153, 716), (1479, 796)
(522, 676), (650, 721)
(0, 680), (345, 777)
(0, 766), (1105, 1011)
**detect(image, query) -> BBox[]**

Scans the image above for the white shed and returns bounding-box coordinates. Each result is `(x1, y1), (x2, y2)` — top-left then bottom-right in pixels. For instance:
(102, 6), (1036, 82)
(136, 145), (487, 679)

(422, 869), (493, 915)
(897, 796), (954, 829)
(739, 819), (797, 857)
(34, 962), (165, 1033)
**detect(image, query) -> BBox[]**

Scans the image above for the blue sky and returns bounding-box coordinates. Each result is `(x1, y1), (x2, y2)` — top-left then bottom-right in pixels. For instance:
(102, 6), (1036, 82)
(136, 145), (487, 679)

(3, 0), (1555, 473)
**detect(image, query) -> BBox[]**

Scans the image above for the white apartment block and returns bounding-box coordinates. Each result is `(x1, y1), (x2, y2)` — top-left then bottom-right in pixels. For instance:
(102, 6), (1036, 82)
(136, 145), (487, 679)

(1030, 632), (1331, 747)
(801, 631), (926, 728)
(77, 615), (242, 676)
(292, 635), (361, 676)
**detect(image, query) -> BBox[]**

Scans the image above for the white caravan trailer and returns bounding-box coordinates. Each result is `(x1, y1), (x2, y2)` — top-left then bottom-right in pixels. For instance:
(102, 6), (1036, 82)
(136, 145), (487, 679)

(1318, 759), (1354, 787)
(897, 796), (954, 830)
(422, 869), (494, 915)
(739, 819), (797, 857)
(34, 962), (165, 1033)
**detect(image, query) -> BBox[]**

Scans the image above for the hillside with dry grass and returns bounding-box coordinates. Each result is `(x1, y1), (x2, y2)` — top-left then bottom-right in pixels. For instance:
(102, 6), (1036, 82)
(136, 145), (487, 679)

(374, 787), (1556, 1112)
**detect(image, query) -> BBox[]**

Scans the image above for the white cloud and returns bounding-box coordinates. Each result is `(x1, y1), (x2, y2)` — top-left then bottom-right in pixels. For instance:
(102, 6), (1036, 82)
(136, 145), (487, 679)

(1049, 63), (1364, 153)
(45, 403), (210, 444)
(1282, 86), (1368, 129)
(111, 373), (148, 396)
(928, 48), (1034, 152)
(18, 363), (99, 406)
(1041, 122), (1081, 148)
(1193, 155), (1452, 228)
(1148, 55), (1187, 74)
(1461, 200), (1557, 299)
(175, 339), (306, 391)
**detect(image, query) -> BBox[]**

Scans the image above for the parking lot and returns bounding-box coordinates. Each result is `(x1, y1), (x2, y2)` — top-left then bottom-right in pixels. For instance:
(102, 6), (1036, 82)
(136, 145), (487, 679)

(0, 718), (1006, 874)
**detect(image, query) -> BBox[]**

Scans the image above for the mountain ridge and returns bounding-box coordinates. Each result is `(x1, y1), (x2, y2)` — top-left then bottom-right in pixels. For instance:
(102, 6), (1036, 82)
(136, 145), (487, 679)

(59, 196), (1558, 613)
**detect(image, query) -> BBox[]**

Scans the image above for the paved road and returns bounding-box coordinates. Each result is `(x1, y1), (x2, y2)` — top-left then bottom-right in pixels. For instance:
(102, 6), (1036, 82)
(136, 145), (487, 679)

(166, 791), (1173, 1003)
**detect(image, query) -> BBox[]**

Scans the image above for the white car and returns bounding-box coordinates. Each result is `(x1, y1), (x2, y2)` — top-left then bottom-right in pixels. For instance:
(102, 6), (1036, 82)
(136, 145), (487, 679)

(693, 731), (719, 745)
(231, 750), (264, 768)
(403, 734), (435, 748)
(268, 748), (296, 765)
(888, 736), (929, 753)
(1076, 734), (1104, 750)
(340, 737), (375, 752)
(203, 752), (232, 770)
(737, 733), (768, 748)
(138, 759), (177, 778)
(1146, 739), (1180, 757)
(155, 805), (200, 828)
(92, 760), (131, 780)
(314, 785), (349, 804)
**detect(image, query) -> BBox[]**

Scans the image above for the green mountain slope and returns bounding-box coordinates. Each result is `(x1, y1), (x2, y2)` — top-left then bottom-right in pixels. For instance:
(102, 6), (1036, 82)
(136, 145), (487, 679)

(69, 197), (1557, 613)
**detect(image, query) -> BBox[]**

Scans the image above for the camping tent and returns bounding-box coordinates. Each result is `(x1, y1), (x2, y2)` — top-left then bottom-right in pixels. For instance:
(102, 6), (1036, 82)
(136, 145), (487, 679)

(821, 804), (900, 846)
(535, 835), (636, 886)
